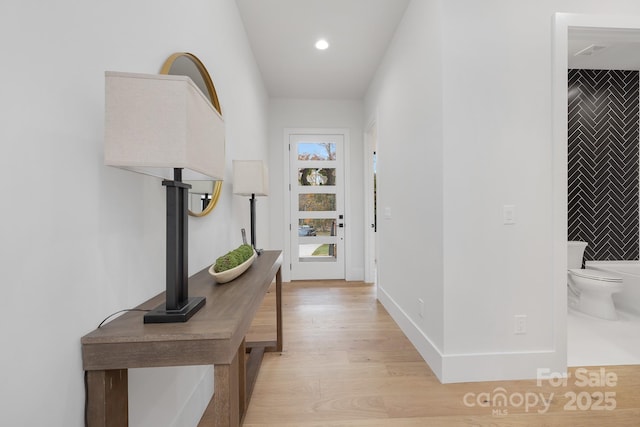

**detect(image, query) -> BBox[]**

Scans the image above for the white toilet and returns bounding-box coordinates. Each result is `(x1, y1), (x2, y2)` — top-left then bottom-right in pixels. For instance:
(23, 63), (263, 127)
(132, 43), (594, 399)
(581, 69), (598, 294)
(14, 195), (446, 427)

(567, 241), (623, 320)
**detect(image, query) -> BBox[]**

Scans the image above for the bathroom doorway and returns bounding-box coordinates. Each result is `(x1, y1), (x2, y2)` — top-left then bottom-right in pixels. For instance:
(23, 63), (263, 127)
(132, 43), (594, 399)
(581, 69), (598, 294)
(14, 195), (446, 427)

(364, 117), (378, 284)
(555, 13), (640, 367)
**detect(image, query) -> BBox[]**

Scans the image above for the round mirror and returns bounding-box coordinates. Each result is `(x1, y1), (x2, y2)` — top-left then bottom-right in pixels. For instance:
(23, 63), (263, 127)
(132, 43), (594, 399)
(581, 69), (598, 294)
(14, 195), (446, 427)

(160, 52), (223, 217)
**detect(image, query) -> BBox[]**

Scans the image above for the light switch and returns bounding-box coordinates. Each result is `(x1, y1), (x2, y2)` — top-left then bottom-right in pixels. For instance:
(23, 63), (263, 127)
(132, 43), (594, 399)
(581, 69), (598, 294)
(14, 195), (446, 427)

(503, 205), (516, 225)
(384, 207), (392, 219)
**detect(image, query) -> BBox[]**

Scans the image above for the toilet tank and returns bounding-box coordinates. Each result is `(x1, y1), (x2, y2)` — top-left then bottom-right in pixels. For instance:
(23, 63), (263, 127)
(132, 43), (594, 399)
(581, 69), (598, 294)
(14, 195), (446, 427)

(568, 241), (588, 269)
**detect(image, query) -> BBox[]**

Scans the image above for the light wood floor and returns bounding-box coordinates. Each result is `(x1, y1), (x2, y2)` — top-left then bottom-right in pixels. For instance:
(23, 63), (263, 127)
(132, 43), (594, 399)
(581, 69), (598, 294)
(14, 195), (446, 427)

(232, 281), (640, 426)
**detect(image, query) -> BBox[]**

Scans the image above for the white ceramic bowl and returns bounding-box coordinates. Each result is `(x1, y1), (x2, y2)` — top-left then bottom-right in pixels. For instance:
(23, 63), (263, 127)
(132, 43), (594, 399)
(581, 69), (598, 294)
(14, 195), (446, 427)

(208, 250), (257, 284)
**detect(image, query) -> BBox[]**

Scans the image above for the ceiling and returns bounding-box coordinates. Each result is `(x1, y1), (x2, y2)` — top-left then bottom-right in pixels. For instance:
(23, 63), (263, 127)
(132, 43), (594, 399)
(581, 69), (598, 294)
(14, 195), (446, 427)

(235, 4), (640, 96)
(569, 27), (640, 70)
(235, 0), (410, 99)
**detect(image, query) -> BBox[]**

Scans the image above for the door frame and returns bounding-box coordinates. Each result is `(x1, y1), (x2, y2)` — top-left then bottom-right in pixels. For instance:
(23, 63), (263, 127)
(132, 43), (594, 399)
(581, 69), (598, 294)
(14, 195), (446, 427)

(283, 128), (351, 282)
(364, 114), (378, 283)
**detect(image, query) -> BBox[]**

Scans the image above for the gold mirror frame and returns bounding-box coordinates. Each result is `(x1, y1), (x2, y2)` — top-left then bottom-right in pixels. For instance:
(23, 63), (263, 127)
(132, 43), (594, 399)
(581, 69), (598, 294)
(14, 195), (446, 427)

(160, 52), (223, 217)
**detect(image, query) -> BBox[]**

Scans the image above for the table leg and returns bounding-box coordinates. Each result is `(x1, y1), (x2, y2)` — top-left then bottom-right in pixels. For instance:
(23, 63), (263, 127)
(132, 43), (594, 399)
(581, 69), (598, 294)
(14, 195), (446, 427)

(85, 369), (128, 427)
(213, 350), (240, 427)
(276, 266), (283, 352)
(238, 339), (247, 419)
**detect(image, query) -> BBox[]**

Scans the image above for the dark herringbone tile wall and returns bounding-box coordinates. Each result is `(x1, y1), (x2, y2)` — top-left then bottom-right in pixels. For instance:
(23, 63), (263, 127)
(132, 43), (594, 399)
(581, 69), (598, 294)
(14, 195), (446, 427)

(568, 69), (639, 261)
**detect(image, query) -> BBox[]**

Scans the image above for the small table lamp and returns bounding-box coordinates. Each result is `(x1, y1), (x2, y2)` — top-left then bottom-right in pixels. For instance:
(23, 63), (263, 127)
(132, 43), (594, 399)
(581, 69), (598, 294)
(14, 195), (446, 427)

(233, 160), (269, 254)
(104, 71), (225, 323)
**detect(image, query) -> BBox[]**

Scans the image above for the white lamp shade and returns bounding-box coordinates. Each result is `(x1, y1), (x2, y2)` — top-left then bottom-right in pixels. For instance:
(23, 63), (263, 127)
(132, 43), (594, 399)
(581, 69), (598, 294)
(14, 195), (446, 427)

(233, 160), (269, 196)
(104, 71), (225, 181)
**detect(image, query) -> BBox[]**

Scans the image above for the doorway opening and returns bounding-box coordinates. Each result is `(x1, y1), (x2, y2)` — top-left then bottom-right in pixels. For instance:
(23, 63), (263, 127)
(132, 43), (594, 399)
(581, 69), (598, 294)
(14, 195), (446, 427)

(364, 118), (378, 284)
(554, 13), (640, 368)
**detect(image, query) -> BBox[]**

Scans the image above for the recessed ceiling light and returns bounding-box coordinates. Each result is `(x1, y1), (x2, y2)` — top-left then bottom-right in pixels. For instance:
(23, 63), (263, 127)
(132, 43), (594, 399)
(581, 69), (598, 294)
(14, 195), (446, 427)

(315, 39), (329, 50)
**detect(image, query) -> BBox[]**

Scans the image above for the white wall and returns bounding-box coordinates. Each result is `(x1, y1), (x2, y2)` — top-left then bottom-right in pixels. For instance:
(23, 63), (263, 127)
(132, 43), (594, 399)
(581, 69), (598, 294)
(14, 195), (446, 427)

(365, 0), (446, 376)
(0, 0), (268, 425)
(366, 0), (640, 383)
(439, 0), (559, 382)
(268, 99), (364, 282)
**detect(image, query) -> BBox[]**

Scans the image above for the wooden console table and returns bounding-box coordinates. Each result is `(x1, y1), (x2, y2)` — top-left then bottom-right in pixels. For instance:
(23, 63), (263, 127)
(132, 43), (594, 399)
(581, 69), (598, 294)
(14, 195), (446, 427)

(81, 250), (283, 427)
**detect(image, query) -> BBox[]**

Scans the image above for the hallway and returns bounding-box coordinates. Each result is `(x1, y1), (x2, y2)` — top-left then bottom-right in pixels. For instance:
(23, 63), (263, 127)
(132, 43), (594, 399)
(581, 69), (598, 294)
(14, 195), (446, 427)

(198, 281), (640, 426)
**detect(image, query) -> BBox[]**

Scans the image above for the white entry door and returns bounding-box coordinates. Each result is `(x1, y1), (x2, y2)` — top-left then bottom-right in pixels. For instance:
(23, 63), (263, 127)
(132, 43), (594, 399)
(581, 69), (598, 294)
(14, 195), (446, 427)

(289, 133), (345, 280)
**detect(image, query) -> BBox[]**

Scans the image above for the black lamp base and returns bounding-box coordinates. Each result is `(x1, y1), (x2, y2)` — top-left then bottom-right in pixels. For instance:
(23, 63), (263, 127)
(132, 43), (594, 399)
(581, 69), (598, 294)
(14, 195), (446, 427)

(249, 194), (263, 256)
(143, 296), (206, 324)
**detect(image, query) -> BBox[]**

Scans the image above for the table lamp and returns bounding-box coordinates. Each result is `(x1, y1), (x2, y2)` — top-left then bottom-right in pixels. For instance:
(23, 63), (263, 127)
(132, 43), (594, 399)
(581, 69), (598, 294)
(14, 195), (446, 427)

(232, 160), (269, 254)
(104, 71), (225, 323)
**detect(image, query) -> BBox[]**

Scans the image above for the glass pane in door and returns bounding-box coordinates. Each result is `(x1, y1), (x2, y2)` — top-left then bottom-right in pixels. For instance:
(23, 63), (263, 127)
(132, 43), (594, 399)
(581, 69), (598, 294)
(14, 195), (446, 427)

(298, 168), (336, 186)
(297, 142), (336, 160)
(298, 194), (336, 211)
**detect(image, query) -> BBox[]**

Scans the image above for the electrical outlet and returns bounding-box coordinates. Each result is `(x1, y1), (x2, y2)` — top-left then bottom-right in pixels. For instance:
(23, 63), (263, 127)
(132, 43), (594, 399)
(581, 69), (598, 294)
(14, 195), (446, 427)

(515, 315), (527, 334)
(503, 205), (516, 225)
(418, 298), (424, 318)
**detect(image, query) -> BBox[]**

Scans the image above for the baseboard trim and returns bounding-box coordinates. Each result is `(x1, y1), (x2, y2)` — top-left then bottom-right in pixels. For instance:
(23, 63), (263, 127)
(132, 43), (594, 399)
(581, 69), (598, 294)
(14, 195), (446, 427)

(441, 350), (562, 383)
(347, 267), (364, 281)
(377, 286), (444, 381)
(377, 286), (565, 384)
